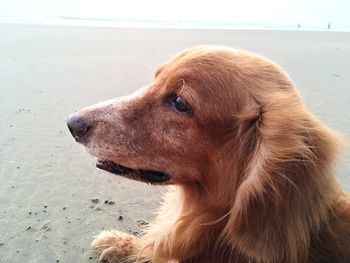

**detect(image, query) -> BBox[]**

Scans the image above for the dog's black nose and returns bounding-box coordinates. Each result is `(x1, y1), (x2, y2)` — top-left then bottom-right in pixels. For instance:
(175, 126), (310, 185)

(67, 113), (92, 141)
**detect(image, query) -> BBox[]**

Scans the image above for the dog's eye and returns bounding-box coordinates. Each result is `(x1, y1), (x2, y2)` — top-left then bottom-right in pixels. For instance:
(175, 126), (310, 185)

(174, 96), (189, 112)
(166, 93), (193, 116)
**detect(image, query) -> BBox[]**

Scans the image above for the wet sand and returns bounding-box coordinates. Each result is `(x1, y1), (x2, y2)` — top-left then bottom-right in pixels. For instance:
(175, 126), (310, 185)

(0, 24), (349, 262)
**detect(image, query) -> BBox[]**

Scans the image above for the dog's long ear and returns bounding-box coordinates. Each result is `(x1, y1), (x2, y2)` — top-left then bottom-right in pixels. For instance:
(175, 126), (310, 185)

(223, 92), (342, 262)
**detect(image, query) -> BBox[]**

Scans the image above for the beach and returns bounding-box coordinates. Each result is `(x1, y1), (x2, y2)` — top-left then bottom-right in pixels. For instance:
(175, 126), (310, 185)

(0, 24), (349, 262)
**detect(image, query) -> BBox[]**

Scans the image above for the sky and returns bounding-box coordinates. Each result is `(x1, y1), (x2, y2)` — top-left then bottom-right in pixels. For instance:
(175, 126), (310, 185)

(1, 0), (350, 28)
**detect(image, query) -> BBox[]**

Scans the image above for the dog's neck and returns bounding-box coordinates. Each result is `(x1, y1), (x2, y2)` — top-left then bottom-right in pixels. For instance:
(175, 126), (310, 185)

(177, 150), (343, 262)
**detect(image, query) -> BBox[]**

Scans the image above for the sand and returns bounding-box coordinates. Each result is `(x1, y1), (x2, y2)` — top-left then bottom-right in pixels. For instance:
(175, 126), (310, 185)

(0, 24), (349, 262)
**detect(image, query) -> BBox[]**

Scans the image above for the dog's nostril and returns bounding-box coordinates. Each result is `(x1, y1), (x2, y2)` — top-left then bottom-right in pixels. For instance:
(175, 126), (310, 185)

(67, 113), (92, 141)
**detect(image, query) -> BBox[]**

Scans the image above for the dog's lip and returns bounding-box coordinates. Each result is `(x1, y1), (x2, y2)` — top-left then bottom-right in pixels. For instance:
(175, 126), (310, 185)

(96, 160), (171, 184)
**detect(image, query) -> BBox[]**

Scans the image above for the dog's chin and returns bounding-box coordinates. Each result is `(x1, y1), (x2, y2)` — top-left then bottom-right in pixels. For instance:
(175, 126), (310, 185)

(96, 160), (171, 185)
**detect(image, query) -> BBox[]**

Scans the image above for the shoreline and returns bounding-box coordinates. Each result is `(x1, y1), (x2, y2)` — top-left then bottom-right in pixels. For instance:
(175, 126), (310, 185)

(1, 21), (349, 33)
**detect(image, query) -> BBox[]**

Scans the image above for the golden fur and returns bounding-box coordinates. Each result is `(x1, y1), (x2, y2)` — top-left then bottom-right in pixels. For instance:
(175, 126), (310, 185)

(70, 46), (350, 262)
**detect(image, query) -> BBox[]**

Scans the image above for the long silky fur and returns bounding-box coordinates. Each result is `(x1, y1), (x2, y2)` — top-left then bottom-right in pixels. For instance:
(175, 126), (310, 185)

(136, 48), (349, 262)
(87, 46), (350, 263)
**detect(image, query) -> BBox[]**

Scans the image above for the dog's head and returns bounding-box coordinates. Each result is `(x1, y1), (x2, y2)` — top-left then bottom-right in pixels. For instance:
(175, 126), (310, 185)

(68, 47), (249, 185)
(67, 46), (339, 198)
(66, 46), (304, 187)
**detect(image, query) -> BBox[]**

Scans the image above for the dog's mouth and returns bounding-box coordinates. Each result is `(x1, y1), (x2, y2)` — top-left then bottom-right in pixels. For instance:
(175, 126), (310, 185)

(96, 160), (171, 184)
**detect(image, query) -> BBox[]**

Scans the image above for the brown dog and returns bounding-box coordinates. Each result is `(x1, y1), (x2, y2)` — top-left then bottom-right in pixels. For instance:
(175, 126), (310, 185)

(67, 46), (350, 262)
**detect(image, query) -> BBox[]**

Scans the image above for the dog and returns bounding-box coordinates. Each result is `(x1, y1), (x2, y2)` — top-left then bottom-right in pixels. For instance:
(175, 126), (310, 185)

(67, 46), (350, 262)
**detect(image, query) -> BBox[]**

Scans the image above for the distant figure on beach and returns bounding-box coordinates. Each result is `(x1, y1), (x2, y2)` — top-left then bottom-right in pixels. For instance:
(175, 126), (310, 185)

(298, 24), (300, 30)
(328, 22), (331, 30)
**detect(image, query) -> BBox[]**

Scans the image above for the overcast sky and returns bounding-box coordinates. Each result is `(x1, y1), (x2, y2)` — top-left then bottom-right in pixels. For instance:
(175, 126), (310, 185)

(1, 0), (350, 27)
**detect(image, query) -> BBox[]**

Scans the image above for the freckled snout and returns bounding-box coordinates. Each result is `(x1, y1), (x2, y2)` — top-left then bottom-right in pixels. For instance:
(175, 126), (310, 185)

(67, 113), (92, 142)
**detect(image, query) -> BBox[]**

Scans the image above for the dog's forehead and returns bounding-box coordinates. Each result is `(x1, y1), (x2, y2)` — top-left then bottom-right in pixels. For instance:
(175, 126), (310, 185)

(149, 50), (247, 117)
(154, 67), (233, 102)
